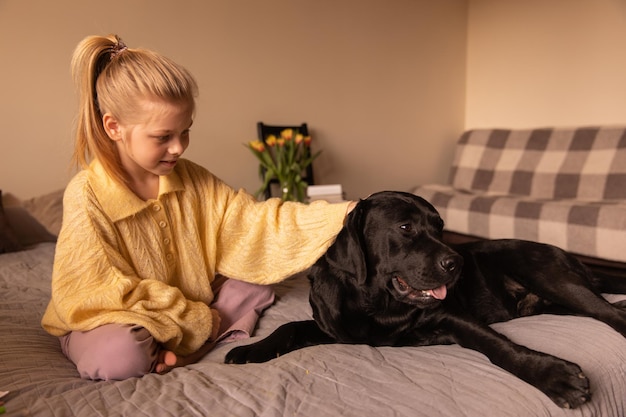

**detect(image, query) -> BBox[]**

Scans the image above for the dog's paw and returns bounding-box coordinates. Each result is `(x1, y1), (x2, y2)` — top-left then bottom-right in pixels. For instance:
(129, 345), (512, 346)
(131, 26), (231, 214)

(224, 341), (281, 364)
(535, 358), (591, 409)
(224, 321), (330, 364)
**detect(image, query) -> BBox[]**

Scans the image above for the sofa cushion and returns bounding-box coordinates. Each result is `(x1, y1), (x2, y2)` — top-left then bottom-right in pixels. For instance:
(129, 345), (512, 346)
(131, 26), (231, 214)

(449, 127), (626, 200)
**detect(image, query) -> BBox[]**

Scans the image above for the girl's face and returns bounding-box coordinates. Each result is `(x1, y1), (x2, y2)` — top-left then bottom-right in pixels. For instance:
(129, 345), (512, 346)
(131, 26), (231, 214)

(104, 98), (193, 184)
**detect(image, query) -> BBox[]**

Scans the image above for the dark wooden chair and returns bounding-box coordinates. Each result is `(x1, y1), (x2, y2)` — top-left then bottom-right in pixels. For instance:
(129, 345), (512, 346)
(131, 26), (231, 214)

(256, 122), (315, 200)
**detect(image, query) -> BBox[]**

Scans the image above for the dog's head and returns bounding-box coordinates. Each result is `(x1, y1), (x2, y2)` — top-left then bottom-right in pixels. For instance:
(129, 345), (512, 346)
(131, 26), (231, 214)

(325, 191), (462, 309)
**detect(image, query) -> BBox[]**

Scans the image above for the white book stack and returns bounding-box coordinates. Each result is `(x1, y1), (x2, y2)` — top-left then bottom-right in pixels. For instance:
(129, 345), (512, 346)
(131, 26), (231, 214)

(307, 184), (345, 203)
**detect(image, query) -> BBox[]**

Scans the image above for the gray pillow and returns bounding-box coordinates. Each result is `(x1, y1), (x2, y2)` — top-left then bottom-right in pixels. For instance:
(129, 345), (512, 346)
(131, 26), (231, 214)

(0, 190), (24, 253)
(4, 205), (57, 246)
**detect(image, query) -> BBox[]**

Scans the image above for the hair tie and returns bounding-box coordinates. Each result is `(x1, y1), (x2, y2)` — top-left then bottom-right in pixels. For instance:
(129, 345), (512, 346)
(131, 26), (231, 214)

(110, 38), (128, 61)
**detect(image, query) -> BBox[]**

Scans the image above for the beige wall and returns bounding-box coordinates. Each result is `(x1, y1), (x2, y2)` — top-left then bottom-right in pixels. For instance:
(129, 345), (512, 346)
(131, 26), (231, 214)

(466, 0), (626, 129)
(6, 1), (622, 202)
(0, 0), (467, 200)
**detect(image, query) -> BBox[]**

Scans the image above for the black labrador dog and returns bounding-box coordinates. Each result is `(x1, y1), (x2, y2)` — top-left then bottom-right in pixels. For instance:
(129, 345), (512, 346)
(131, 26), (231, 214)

(226, 191), (626, 409)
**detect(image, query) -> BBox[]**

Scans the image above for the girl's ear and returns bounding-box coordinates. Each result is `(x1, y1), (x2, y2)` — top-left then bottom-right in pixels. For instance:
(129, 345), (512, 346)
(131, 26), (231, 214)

(102, 113), (122, 141)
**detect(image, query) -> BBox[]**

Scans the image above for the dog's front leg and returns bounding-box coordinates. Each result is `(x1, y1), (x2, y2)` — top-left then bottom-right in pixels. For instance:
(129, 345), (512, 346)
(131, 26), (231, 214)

(225, 320), (334, 364)
(440, 315), (590, 409)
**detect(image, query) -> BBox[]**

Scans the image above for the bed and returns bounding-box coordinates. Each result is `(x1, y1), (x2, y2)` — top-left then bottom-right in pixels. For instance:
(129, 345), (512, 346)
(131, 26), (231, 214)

(2, 189), (626, 417)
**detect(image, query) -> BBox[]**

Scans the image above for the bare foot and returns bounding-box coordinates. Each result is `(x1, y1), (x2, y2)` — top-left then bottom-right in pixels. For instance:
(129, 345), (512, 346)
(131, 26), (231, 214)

(155, 350), (178, 374)
(154, 309), (221, 374)
(155, 339), (218, 374)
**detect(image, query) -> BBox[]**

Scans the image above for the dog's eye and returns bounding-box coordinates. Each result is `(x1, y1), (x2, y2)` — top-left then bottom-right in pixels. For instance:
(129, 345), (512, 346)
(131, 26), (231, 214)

(399, 224), (413, 232)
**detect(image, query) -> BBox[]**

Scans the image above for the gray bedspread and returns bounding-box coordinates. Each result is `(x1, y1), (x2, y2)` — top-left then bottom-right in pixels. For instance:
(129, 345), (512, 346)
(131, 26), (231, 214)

(2, 243), (625, 417)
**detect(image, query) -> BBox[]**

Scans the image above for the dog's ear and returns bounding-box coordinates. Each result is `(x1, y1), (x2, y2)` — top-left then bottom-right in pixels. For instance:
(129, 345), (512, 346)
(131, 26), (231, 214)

(324, 200), (368, 283)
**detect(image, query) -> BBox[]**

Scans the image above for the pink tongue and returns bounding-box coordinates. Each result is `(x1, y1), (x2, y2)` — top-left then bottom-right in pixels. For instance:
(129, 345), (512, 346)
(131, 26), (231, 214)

(430, 285), (447, 300)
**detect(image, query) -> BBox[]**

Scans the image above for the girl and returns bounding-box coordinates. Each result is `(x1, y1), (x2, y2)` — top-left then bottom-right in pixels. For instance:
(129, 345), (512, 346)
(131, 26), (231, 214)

(41, 34), (355, 380)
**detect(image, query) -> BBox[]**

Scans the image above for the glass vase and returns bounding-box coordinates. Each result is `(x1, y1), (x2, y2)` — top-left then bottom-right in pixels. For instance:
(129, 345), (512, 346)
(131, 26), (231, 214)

(278, 174), (307, 202)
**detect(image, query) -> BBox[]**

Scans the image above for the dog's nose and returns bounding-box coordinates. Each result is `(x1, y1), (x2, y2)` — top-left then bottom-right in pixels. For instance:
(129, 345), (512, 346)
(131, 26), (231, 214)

(440, 255), (461, 273)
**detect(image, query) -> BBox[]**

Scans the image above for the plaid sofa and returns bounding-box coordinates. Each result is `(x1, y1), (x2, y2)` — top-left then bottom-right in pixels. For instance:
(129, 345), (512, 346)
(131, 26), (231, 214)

(413, 127), (626, 265)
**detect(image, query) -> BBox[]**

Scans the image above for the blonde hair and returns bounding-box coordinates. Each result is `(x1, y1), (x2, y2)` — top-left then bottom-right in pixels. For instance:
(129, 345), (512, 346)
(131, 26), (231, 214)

(71, 34), (198, 185)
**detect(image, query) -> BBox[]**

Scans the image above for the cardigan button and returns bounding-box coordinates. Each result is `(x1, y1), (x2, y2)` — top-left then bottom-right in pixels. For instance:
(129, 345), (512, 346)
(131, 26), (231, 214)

(153, 204), (161, 211)
(159, 221), (167, 228)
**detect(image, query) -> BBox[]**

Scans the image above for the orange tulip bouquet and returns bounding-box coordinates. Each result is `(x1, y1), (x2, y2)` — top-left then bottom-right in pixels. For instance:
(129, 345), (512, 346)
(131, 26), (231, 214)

(247, 129), (320, 202)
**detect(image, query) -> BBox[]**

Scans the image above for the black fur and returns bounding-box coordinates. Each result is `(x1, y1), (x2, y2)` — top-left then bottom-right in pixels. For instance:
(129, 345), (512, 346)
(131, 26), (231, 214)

(226, 191), (626, 409)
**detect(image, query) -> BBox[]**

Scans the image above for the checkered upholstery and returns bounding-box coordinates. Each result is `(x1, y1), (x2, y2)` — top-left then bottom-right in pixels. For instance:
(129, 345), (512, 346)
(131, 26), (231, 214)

(413, 127), (626, 263)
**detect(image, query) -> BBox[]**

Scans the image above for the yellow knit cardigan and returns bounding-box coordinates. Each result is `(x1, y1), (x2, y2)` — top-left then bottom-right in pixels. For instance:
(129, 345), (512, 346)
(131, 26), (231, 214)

(41, 159), (350, 355)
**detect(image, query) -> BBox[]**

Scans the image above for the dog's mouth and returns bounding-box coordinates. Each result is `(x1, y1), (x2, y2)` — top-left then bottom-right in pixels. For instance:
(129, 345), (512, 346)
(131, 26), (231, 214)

(392, 276), (448, 302)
